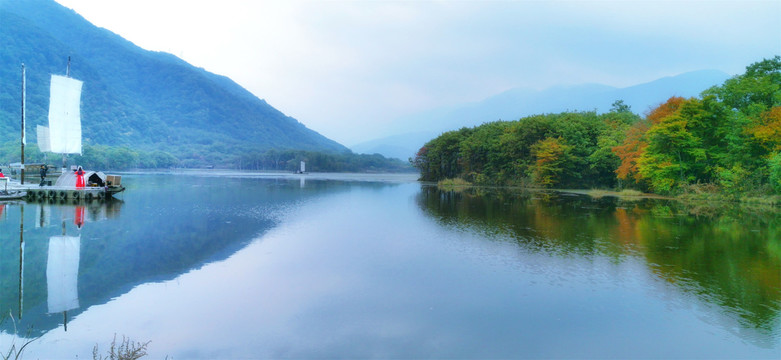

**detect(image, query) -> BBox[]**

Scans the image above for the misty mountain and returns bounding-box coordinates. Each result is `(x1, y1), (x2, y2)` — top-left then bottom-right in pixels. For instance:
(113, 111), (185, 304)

(0, 0), (347, 165)
(352, 69), (730, 160)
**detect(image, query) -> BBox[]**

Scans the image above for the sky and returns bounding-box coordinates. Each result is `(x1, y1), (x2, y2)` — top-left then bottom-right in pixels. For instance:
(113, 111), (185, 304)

(53, 0), (781, 145)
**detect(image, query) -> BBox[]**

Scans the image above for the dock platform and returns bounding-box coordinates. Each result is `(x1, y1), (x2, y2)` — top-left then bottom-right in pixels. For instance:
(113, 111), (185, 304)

(6, 182), (123, 202)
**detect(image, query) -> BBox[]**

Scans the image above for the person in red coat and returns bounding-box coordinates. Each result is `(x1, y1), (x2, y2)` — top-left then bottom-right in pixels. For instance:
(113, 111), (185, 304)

(75, 166), (85, 188)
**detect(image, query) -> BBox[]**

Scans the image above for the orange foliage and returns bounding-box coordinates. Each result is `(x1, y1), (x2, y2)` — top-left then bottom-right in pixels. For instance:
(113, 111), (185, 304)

(646, 96), (685, 124)
(749, 106), (781, 151)
(612, 207), (637, 247)
(613, 97), (688, 183)
(612, 121), (649, 181)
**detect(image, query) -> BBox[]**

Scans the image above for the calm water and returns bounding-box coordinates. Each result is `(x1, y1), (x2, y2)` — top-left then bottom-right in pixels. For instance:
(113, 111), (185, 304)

(0, 172), (778, 359)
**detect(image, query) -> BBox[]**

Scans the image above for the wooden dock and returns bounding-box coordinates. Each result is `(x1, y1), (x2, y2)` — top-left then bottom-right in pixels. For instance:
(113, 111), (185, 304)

(7, 182), (123, 202)
(23, 186), (108, 201)
(3, 170), (124, 202)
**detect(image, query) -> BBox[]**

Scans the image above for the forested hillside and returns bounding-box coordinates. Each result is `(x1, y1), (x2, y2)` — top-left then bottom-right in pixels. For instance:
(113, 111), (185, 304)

(412, 57), (781, 197)
(0, 0), (374, 169)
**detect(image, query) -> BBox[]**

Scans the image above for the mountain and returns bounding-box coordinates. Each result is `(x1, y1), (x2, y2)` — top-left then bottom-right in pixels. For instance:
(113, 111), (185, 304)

(350, 132), (434, 161)
(352, 69), (731, 160)
(0, 0), (348, 166)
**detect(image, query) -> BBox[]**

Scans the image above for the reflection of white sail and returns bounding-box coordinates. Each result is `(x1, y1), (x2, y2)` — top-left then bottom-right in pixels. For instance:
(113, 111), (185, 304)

(47, 235), (80, 313)
(46, 75), (82, 155)
(36, 204), (51, 228)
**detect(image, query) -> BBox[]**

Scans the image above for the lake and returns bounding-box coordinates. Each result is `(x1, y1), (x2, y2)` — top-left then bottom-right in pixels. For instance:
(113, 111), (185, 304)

(0, 172), (778, 359)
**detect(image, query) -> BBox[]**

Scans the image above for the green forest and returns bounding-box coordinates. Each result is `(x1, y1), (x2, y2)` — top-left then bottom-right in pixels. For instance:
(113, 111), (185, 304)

(412, 57), (781, 198)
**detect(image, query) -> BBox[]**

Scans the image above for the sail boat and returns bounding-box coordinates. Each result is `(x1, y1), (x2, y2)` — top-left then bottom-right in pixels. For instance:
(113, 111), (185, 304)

(12, 59), (125, 200)
(39, 71), (83, 157)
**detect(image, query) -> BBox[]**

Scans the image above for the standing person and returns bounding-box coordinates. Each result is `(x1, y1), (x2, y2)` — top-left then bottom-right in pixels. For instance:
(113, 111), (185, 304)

(75, 166), (85, 188)
(0, 168), (4, 177)
(39, 164), (48, 187)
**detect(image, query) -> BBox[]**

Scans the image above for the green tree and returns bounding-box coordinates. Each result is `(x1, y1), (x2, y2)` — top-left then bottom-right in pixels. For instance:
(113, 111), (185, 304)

(637, 98), (708, 193)
(704, 56), (780, 112)
(769, 152), (781, 193)
(610, 99), (632, 113)
(587, 111), (639, 188)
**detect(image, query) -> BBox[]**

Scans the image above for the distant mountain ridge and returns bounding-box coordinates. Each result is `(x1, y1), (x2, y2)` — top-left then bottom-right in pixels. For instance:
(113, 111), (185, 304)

(352, 69), (731, 160)
(0, 0), (347, 165)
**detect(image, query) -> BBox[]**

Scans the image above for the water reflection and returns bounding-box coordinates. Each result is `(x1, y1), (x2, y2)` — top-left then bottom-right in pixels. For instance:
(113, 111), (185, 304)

(417, 187), (780, 346)
(0, 174), (400, 338)
(47, 234), (80, 331)
(0, 199), (123, 334)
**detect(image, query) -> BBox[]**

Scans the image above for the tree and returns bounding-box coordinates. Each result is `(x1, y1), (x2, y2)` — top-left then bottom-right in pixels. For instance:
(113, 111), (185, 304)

(612, 120), (649, 186)
(769, 152), (781, 192)
(748, 106), (781, 152)
(637, 98), (710, 193)
(704, 56), (780, 112)
(530, 137), (574, 188)
(590, 114), (633, 187)
(646, 96), (686, 124)
(610, 99), (632, 113)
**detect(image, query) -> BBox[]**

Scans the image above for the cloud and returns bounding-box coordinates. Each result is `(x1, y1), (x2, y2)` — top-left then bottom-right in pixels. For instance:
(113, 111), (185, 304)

(55, 0), (781, 144)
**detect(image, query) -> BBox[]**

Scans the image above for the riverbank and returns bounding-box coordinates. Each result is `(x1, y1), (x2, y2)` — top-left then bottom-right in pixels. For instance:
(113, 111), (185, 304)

(435, 178), (780, 208)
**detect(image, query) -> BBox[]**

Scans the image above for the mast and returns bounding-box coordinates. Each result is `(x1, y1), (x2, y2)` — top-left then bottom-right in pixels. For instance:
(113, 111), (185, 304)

(19, 204), (24, 319)
(21, 64), (26, 184)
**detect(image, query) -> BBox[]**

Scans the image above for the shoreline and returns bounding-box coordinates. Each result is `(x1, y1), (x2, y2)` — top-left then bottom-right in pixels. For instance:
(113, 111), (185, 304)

(432, 180), (779, 208)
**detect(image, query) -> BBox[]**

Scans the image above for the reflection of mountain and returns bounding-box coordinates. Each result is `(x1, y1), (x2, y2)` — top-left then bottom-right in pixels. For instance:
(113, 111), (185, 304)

(417, 187), (780, 346)
(0, 175), (395, 336)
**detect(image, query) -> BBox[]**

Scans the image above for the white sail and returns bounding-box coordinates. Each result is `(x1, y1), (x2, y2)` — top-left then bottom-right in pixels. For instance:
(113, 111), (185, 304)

(47, 75), (82, 155)
(47, 235), (80, 313)
(37, 125), (51, 153)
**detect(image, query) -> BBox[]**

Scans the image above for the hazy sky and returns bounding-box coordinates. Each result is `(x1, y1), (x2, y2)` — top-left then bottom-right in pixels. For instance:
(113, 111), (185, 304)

(53, 0), (780, 145)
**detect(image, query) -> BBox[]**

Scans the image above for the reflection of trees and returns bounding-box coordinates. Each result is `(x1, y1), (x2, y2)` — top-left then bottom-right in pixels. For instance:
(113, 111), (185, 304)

(636, 212), (780, 337)
(417, 186), (780, 341)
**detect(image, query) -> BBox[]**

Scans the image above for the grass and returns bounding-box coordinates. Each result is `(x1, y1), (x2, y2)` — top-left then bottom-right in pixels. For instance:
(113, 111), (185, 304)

(1, 312), (40, 360)
(437, 178), (473, 191)
(618, 189), (643, 197)
(1, 322), (150, 360)
(676, 183), (780, 206)
(583, 188), (646, 199)
(738, 195), (781, 206)
(92, 335), (150, 360)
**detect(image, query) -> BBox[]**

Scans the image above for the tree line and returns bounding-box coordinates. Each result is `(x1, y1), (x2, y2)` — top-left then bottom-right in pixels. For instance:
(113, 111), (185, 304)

(233, 149), (413, 173)
(412, 57), (781, 196)
(0, 140), (412, 173)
